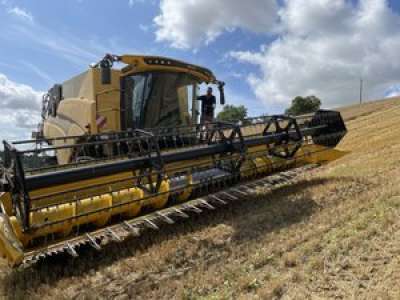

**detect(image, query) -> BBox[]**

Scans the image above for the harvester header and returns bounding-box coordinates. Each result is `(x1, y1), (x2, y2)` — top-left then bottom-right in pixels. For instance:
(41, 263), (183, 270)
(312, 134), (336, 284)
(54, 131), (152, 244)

(0, 54), (347, 267)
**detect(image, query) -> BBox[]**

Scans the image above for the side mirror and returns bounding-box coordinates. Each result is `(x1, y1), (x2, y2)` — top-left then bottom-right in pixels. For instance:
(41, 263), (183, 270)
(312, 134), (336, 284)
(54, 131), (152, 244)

(218, 82), (225, 105)
(100, 59), (112, 85)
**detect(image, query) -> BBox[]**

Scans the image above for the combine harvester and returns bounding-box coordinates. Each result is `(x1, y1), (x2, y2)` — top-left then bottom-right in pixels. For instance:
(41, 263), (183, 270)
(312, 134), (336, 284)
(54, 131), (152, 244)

(0, 54), (347, 267)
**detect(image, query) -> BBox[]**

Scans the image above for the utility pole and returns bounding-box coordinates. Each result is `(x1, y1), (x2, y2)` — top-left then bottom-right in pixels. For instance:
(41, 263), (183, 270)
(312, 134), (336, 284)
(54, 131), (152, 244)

(359, 78), (363, 104)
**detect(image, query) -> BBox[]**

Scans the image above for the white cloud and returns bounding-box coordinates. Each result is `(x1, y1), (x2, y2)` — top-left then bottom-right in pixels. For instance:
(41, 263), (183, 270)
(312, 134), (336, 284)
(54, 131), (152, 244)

(154, 0), (279, 49)
(0, 73), (42, 135)
(279, 0), (353, 36)
(0, 74), (41, 111)
(231, 0), (400, 110)
(7, 6), (33, 23)
(385, 85), (400, 98)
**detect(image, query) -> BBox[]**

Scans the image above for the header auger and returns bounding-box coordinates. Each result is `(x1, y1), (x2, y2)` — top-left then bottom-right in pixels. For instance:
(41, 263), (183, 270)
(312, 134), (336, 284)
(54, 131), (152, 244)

(0, 54), (347, 267)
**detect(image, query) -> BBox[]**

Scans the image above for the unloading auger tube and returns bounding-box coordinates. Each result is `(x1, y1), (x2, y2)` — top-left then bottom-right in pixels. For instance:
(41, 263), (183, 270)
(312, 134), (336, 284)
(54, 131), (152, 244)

(0, 110), (347, 267)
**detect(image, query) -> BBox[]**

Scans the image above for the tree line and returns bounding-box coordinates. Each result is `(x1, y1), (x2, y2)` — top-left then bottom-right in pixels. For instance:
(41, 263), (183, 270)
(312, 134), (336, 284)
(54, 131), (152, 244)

(217, 95), (322, 122)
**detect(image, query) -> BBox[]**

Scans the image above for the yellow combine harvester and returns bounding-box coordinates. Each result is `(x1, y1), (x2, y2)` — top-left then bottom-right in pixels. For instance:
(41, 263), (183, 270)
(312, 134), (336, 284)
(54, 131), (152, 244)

(0, 54), (347, 267)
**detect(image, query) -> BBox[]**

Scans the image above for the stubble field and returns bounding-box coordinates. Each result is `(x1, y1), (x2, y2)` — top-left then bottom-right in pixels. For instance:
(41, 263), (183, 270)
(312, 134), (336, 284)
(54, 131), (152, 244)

(2, 97), (400, 299)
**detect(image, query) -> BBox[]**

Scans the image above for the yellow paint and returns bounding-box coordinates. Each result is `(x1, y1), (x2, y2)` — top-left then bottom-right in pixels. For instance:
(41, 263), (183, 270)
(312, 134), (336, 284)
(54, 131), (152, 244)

(43, 55), (219, 164)
(0, 53), (350, 266)
(149, 180), (170, 209)
(0, 141), (348, 266)
(0, 193), (12, 216)
(0, 214), (24, 267)
(8, 185), (146, 247)
(111, 188), (143, 217)
(175, 175), (193, 202)
(30, 172), (135, 209)
(75, 194), (112, 227)
(118, 55), (217, 83)
(253, 157), (273, 174)
(240, 159), (257, 179)
(296, 144), (349, 164)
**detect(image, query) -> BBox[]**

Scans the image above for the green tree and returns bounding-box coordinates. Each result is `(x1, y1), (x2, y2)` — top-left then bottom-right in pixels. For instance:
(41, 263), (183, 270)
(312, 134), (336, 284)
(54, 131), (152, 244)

(285, 96), (321, 116)
(217, 105), (248, 122)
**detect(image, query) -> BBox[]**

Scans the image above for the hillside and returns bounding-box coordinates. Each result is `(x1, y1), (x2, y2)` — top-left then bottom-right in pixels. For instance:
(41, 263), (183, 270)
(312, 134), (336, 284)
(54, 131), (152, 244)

(2, 97), (400, 299)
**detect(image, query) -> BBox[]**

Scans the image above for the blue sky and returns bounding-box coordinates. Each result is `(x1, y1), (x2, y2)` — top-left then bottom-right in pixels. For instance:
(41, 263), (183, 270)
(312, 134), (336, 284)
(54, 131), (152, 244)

(1, 0), (400, 141)
(0, 0), (269, 115)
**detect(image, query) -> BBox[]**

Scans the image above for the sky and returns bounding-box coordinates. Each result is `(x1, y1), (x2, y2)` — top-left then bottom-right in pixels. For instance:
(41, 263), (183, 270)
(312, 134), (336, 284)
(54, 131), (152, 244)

(1, 0), (400, 142)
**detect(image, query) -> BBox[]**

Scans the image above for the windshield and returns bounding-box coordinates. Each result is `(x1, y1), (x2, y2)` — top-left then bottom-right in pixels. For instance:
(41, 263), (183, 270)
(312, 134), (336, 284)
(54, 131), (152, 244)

(122, 72), (197, 129)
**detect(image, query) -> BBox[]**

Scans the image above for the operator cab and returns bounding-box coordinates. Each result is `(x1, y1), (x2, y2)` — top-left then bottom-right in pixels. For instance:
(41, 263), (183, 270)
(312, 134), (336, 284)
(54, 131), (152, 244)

(99, 54), (225, 130)
(121, 71), (197, 129)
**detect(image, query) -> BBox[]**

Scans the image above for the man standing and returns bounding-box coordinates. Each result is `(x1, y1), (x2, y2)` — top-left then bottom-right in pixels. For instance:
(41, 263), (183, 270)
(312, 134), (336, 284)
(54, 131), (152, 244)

(197, 87), (216, 123)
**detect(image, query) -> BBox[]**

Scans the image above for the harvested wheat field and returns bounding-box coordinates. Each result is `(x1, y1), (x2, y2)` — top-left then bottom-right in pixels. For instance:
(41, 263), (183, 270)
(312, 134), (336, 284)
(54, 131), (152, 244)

(2, 97), (400, 300)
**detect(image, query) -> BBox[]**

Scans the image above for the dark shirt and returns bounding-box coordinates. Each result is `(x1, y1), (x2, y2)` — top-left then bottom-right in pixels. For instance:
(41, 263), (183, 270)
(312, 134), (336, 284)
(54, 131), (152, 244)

(197, 95), (216, 118)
